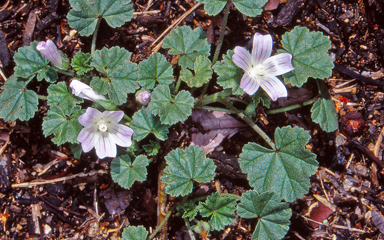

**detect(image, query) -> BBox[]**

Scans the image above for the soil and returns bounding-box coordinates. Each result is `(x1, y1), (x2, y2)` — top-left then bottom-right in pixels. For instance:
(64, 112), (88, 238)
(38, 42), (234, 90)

(1, 0), (384, 239)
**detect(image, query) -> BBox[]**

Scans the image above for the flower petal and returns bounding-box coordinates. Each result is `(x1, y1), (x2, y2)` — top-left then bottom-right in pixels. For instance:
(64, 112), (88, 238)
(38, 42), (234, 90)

(109, 124), (133, 147)
(263, 53), (294, 76)
(240, 73), (260, 95)
(70, 80), (106, 102)
(259, 76), (288, 101)
(252, 33), (273, 65)
(36, 40), (63, 68)
(232, 46), (253, 72)
(103, 111), (124, 123)
(78, 107), (102, 126)
(95, 133), (117, 159)
(77, 128), (97, 153)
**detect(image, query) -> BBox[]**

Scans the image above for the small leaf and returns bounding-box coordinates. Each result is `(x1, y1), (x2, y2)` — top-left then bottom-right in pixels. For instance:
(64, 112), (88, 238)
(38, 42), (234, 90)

(14, 41), (50, 79)
(70, 143), (83, 159)
(180, 55), (212, 88)
(122, 225), (148, 240)
(252, 89), (271, 108)
(279, 26), (334, 87)
(161, 146), (216, 197)
(182, 201), (199, 220)
(111, 155), (149, 189)
(143, 140), (161, 156)
(42, 105), (83, 145)
(195, 0), (226, 16)
(91, 47), (139, 105)
(162, 26), (210, 69)
(90, 77), (110, 95)
(311, 98), (338, 132)
(131, 107), (170, 141)
(68, 0), (134, 37)
(232, 0), (268, 17)
(138, 52), (174, 89)
(37, 66), (58, 83)
(47, 82), (83, 112)
(198, 192), (237, 231)
(237, 191), (291, 240)
(239, 126), (318, 202)
(0, 75), (38, 122)
(148, 85), (194, 125)
(71, 51), (93, 75)
(213, 50), (245, 95)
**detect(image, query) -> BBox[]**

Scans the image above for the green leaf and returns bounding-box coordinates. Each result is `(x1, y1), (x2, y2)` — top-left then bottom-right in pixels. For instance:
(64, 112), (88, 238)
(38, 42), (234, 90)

(180, 55), (212, 88)
(67, 0), (134, 37)
(138, 52), (174, 89)
(131, 107), (170, 141)
(111, 155), (149, 189)
(162, 26), (210, 69)
(0, 75), (38, 122)
(14, 41), (50, 79)
(252, 89), (271, 108)
(70, 143), (83, 159)
(239, 126), (318, 202)
(191, 220), (211, 236)
(47, 82), (83, 112)
(42, 105), (83, 145)
(122, 225), (148, 240)
(90, 77), (110, 95)
(143, 140), (161, 156)
(37, 66), (58, 83)
(148, 85), (194, 125)
(279, 26), (334, 87)
(232, 0), (268, 17)
(198, 192), (237, 231)
(213, 50), (245, 95)
(237, 191), (291, 240)
(161, 146), (216, 197)
(182, 201), (199, 220)
(311, 98), (338, 132)
(90, 47), (139, 105)
(195, 0), (226, 16)
(71, 51), (93, 75)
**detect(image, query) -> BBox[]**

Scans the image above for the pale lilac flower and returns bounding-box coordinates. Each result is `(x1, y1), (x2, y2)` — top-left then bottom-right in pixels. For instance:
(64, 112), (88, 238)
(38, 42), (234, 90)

(70, 79), (106, 102)
(136, 91), (151, 105)
(232, 33), (294, 101)
(36, 40), (65, 69)
(77, 108), (134, 159)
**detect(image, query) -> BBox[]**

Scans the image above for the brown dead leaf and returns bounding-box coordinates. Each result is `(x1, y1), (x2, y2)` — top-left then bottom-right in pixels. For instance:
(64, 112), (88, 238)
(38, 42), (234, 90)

(372, 211), (384, 234)
(264, 0), (280, 10)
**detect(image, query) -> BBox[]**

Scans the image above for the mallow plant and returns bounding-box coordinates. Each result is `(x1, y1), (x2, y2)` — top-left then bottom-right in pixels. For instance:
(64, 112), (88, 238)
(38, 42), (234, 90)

(0, 0), (338, 239)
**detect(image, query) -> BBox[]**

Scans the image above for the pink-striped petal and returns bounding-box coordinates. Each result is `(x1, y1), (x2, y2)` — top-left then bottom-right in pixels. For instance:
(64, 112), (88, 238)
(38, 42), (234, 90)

(240, 73), (260, 95)
(252, 33), (272, 65)
(95, 133), (117, 159)
(232, 46), (253, 72)
(263, 53), (294, 76)
(109, 124), (133, 147)
(259, 76), (287, 101)
(78, 107), (102, 126)
(78, 128), (97, 153)
(103, 110), (125, 123)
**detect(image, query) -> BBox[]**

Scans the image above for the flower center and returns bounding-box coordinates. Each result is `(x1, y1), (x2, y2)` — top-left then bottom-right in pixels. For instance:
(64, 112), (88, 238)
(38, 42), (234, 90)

(98, 121), (108, 132)
(249, 64), (265, 78)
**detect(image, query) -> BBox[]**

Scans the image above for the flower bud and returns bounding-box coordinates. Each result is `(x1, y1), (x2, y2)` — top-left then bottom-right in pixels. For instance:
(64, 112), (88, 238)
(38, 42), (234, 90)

(136, 91), (151, 105)
(36, 40), (67, 69)
(70, 79), (106, 102)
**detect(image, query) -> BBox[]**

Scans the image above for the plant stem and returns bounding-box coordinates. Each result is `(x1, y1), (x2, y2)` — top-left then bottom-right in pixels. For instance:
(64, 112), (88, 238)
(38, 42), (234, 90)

(148, 206), (175, 240)
(200, 106), (236, 114)
(266, 96), (319, 115)
(200, 2), (231, 96)
(220, 100), (276, 150)
(55, 69), (74, 77)
(91, 18), (102, 55)
(37, 95), (47, 100)
(227, 97), (249, 105)
(195, 89), (232, 107)
(173, 76), (182, 94)
(219, 193), (241, 200)
(184, 218), (196, 240)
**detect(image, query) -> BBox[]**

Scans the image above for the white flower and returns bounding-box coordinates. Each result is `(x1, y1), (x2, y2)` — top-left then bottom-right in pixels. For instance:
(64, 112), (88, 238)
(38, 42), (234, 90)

(77, 108), (134, 159)
(136, 91), (151, 105)
(232, 33), (294, 101)
(36, 40), (65, 69)
(70, 80), (106, 102)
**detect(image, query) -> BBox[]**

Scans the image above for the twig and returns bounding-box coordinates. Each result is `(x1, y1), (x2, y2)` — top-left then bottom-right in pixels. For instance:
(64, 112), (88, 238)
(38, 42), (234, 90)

(348, 140), (384, 169)
(374, 126), (384, 157)
(151, 3), (201, 52)
(300, 215), (366, 233)
(334, 64), (384, 88)
(11, 170), (108, 188)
